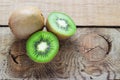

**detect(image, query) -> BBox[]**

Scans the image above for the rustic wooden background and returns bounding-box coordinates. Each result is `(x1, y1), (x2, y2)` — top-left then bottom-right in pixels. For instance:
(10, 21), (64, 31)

(0, 0), (120, 26)
(0, 0), (120, 80)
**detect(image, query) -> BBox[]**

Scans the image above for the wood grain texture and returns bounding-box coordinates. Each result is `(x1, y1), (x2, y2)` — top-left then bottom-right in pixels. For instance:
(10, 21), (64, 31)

(0, 27), (120, 79)
(0, 0), (120, 26)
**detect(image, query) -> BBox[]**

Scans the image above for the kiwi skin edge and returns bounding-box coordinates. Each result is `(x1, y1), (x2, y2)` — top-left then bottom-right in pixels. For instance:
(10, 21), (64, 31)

(46, 20), (72, 40)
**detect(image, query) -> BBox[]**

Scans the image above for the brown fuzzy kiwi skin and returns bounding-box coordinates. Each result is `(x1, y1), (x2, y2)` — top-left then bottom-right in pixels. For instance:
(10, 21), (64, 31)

(46, 20), (70, 40)
(9, 6), (44, 39)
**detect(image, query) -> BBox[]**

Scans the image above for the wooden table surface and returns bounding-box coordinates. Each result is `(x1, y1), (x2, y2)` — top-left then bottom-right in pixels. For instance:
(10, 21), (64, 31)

(0, 0), (120, 26)
(0, 0), (120, 80)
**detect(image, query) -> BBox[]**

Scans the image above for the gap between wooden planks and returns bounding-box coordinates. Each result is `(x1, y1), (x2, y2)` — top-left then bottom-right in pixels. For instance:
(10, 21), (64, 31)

(1, 25), (120, 28)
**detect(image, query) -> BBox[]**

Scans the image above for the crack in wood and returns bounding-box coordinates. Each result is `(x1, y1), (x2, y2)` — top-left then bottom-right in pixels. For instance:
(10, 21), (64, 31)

(84, 46), (106, 54)
(98, 34), (112, 55)
(9, 53), (25, 64)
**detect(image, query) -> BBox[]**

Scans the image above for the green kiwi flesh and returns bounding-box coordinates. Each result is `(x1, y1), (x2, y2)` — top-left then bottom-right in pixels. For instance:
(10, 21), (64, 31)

(26, 31), (59, 63)
(46, 12), (76, 40)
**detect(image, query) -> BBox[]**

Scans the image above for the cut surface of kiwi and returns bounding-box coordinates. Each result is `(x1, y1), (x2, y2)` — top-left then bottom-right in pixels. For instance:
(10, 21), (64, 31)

(46, 12), (76, 40)
(26, 31), (59, 63)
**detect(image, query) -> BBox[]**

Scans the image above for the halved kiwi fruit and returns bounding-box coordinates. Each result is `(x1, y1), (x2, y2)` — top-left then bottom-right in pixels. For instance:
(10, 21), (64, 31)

(46, 12), (76, 40)
(26, 31), (59, 63)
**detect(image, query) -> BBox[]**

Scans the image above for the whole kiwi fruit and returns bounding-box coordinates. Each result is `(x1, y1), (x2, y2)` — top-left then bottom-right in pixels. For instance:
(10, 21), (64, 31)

(9, 6), (44, 39)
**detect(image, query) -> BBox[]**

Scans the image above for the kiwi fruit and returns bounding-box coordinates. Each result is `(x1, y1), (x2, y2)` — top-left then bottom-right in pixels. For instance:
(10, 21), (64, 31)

(9, 6), (44, 39)
(46, 12), (76, 40)
(26, 31), (59, 63)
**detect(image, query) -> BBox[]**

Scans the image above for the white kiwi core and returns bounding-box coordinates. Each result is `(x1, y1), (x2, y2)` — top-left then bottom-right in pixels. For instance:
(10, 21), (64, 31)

(37, 42), (48, 52)
(56, 18), (68, 28)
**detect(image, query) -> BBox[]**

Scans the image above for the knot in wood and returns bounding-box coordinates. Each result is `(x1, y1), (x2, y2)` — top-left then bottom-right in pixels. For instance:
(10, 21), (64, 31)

(8, 40), (34, 77)
(80, 33), (109, 61)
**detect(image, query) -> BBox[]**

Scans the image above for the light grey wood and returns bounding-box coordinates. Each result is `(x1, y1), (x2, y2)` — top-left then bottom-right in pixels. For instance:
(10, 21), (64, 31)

(0, 27), (120, 79)
(0, 0), (120, 26)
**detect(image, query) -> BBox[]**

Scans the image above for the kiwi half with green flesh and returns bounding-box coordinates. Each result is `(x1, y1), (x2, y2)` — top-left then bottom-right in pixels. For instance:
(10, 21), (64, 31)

(46, 12), (76, 40)
(26, 31), (59, 63)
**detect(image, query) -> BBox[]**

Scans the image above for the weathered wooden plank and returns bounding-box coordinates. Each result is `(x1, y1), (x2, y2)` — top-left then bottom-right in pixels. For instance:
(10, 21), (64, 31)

(0, 27), (120, 79)
(0, 0), (120, 26)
